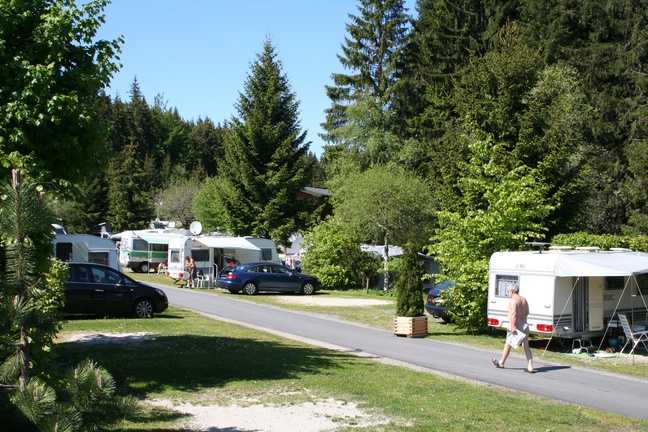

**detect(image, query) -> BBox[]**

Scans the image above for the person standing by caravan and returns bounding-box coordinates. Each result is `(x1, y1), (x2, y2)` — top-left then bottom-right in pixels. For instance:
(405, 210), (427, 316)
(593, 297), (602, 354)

(492, 283), (535, 373)
(185, 255), (196, 288)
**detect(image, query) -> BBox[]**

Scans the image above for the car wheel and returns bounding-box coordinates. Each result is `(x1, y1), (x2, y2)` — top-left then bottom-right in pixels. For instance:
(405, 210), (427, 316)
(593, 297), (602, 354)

(133, 299), (155, 318)
(242, 282), (258, 295)
(301, 282), (315, 295)
(139, 262), (150, 273)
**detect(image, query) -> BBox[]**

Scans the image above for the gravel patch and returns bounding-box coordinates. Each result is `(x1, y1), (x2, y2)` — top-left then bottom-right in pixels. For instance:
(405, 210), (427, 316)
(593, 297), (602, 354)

(146, 396), (391, 431)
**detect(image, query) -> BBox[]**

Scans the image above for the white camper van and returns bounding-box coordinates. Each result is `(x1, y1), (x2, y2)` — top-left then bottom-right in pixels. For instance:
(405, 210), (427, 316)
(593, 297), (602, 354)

(114, 229), (191, 273)
(166, 235), (279, 285)
(486, 249), (648, 339)
(53, 234), (120, 271)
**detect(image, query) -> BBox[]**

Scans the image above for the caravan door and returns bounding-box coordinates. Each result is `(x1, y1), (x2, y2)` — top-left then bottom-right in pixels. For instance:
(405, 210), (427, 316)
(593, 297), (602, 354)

(572, 277), (605, 334)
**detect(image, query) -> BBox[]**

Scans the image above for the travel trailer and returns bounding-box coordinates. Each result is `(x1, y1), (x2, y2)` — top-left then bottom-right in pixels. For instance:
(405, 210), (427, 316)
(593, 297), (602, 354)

(53, 234), (120, 271)
(486, 248), (648, 339)
(166, 235), (279, 285)
(114, 229), (191, 273)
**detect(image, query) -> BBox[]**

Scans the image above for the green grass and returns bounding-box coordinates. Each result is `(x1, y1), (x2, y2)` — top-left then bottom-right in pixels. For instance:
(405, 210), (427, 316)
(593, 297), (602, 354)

(57, 307), (648, 431)
(133, 271), (648, 379)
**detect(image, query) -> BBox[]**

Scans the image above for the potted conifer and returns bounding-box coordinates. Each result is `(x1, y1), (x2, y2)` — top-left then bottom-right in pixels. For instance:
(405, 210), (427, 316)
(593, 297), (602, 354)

(393, 243), (428, 338)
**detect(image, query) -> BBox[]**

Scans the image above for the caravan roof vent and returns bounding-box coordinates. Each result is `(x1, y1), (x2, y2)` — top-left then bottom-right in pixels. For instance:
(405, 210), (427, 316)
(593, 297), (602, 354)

(549, 245), (572, 251)
(575, 246), (600, 252)
(610, 247), (633, 252)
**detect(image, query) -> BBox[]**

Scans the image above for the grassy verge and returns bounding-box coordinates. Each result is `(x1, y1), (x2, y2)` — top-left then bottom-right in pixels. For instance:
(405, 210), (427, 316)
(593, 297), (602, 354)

(133, 271), (648, 379)
(57, 307), (648, 431)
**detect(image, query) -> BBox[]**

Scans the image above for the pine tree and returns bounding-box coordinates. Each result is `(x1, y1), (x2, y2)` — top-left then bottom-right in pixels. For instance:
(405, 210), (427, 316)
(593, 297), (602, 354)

(395, 0), (486, 141)
(107, 143), (152, 231)
(200, 39), (314, 246)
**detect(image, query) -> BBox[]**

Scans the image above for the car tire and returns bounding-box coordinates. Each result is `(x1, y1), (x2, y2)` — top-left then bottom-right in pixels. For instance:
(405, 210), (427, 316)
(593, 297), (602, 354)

(139, 262), (149, 273)
(242, 282), (258, 295)
(301, 282), (315, 295)
(133, 299), (155, 318)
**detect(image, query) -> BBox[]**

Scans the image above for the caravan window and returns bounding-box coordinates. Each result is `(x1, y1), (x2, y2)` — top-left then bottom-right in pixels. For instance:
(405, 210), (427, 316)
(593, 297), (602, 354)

(495, 275), (518, 297)
(88, 252), (109, 266)
(132, 239), (148, 251)
(260, 248), (273, 261)
(151, 243), (168, 252)
(192, 249), (209, 263)
(170, 250), (181, 263)
(636, 273), (648, 295)
(605, 276), (625, 291)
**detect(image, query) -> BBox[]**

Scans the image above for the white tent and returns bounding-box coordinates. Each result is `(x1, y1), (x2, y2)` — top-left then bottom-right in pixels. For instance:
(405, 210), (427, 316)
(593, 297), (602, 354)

(554, 252), (648, 277)
(547, 251), (648, 355)
(196, 236), (261, 250)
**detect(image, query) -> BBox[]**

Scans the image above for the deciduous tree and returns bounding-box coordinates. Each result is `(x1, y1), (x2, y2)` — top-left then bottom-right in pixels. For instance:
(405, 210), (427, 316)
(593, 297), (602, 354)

(0, 0), (122, 185)
(332, 165), (436, 289)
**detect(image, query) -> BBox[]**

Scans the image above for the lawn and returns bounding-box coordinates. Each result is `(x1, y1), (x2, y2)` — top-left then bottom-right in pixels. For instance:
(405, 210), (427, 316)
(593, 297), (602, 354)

(133, 271), (648, 379)
(57, 307), (648, 431)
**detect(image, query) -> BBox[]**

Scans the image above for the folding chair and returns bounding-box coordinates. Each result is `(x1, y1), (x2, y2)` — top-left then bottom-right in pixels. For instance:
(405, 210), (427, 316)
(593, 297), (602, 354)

(618, 313), (648, 356)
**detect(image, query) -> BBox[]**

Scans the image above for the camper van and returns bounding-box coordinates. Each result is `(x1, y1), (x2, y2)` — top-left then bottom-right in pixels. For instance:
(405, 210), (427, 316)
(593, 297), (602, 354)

(53, 234), (120, 271)
(115, 229), (191, 273)
(486, 249), (648, 339)
(166, 235), (279, 285)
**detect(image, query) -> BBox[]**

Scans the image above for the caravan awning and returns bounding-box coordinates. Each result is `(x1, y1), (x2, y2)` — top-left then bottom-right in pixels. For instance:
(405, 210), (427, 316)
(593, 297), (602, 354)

(196, 237), (260, 250)
(554, 252), (648, 277)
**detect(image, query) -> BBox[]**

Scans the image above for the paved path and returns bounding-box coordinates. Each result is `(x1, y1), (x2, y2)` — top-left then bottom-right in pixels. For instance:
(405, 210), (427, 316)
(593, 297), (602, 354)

(160, 286), (648, 420)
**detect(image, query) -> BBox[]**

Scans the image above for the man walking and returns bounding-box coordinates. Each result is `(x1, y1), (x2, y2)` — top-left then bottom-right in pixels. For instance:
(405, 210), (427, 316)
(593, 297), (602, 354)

(492, 283), (535, 373)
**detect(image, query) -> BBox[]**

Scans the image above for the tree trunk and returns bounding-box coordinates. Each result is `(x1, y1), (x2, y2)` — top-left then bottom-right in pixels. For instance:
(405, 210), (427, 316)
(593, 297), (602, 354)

(383, 232), (389, 290)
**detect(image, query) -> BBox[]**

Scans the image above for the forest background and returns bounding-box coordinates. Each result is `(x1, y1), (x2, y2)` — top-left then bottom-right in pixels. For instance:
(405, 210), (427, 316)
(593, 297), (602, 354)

(3, 0), (648, 330)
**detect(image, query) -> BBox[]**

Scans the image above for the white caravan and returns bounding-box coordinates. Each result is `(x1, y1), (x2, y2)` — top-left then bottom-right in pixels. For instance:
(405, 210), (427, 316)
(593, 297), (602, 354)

(53, 234), (121, 271)
(486, 249), (648, 339)
(114, 229), (191, 273)
(166, 235), (279, 285)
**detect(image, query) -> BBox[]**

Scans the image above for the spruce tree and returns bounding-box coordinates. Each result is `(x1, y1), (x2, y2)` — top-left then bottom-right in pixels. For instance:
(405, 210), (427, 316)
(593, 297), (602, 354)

(321, 0), (409, 161)
(203, 39), (314, 246)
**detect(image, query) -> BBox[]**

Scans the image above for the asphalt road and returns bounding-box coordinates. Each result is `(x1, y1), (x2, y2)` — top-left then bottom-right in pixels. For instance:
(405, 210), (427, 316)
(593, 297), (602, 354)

(159, 285), (648, 421)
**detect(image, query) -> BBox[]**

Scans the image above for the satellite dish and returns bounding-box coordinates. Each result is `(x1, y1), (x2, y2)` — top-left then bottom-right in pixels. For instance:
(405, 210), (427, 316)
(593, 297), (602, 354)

(189, 221), (202, 236)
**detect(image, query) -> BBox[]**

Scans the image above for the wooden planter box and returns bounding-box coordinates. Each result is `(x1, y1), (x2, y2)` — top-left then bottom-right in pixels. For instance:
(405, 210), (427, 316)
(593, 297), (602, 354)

(393, 315), (428, 338)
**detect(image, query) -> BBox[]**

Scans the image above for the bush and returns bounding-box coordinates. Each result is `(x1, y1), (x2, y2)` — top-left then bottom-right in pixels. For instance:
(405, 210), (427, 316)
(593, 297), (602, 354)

(395, 245), (424, 317)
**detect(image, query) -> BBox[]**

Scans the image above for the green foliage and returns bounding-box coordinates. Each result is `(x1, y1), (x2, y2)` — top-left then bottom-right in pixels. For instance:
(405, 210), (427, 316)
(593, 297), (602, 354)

(331, 165), (436, 249)
(395, 244), (425, 317)
(321, 0), (408, 145)
(154, 171), (202, 228)
(10, 359), (135, 432)
(300, 218), (366, 290)
(0, 173), (60, 383)
(194, 39), (314, 245)
(548, 233), (648, 253)
(107, 143), (153, 232)
(630, 236), (648, 253)
(431, 135), (552, 331)
(331, 165), (436, 289)
(550, 233), (631, 251)
(0, 0), (122, 186)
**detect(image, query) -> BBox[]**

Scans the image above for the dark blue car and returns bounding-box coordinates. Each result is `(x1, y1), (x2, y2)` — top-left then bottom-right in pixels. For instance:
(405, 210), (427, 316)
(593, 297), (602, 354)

(216, 262), (320, 295)
(65, 262), (168, 318)
(425, 281), (454, 323)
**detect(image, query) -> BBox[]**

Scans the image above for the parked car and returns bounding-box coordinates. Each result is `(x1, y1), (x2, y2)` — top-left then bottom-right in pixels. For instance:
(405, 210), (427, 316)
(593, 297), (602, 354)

(425, 281), (454, 323)
(65, 262), (168, 318)
(216, 262), (320, 295)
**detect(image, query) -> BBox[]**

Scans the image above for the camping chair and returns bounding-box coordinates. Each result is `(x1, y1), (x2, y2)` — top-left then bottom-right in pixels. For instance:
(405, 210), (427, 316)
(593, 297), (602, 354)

(618, 313), (648, 356)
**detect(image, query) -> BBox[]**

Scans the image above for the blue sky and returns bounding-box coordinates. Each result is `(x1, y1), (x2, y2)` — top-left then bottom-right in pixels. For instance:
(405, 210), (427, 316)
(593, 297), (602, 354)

(95, 0), (415, 156)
